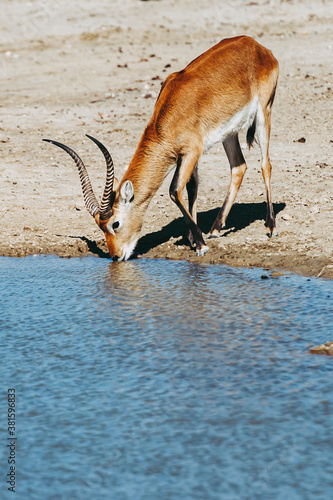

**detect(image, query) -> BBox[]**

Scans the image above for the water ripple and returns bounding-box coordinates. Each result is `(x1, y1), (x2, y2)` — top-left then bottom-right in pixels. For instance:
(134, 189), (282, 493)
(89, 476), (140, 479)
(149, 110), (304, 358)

(1, 256), (332, 500)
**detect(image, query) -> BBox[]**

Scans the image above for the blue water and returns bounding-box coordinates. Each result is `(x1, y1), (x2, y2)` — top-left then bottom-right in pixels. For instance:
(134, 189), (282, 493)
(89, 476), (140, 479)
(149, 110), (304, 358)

(1, 255), (332, 500)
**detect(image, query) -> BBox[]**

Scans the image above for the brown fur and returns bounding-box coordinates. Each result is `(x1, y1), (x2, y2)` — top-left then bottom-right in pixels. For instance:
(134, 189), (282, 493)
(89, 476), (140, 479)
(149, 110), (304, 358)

(100, 36), (279, 260)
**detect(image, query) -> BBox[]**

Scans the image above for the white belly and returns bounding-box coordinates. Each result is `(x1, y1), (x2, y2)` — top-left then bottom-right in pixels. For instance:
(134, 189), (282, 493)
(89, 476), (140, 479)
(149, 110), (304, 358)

(203, 97), (258, 151)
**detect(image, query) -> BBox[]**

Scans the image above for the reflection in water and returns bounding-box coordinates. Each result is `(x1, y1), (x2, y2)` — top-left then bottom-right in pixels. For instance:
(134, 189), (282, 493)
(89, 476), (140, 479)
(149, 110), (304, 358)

(1, 256), (333, 500)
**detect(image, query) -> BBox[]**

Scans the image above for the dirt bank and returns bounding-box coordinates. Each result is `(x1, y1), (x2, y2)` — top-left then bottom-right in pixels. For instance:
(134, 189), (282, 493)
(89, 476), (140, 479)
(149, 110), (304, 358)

(1, 0), (332, 278)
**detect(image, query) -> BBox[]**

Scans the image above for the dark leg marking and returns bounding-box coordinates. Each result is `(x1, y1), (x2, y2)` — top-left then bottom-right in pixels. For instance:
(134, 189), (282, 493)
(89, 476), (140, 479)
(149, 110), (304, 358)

(209, 134), (247, 237)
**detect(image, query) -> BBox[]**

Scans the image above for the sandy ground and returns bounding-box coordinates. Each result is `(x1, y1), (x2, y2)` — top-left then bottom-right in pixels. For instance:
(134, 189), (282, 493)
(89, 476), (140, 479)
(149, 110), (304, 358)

(1, 0), (332, 278)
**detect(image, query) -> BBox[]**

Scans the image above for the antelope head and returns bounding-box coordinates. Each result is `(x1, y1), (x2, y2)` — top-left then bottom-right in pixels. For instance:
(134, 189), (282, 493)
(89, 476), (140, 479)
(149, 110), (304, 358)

(43, 135), (140, 261)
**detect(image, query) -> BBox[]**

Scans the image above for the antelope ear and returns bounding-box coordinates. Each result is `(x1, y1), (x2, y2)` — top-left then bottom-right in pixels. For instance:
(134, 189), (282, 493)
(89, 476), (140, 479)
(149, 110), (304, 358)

(119, 180), (134, 204)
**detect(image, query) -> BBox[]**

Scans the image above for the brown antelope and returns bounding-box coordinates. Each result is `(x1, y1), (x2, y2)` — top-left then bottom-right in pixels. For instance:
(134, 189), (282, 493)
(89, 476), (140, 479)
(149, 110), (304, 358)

(44, 35), (279, 261)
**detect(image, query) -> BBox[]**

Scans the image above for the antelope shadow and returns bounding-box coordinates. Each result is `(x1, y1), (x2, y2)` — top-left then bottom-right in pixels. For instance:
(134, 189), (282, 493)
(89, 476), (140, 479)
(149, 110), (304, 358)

(135, 201), (286, 256)
(73, 201), (285, 258)
(63, 234), (110, 258)
(79, 236), (109, 258)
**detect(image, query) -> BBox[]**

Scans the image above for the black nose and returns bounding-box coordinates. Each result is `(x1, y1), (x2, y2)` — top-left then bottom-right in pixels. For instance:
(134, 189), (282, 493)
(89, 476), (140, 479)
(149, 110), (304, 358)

(112, 255), (119, 262)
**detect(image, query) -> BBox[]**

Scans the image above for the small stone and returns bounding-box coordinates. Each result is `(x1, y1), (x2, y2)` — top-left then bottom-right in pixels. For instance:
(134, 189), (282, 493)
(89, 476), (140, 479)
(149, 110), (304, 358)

(281, 213), (292, 221)
(309, 341), (333, 355)
(271, 271), (285, 278)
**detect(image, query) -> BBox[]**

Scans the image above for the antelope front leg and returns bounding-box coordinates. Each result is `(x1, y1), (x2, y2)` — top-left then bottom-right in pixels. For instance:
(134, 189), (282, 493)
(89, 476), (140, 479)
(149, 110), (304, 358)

(170, 154), (209, 256)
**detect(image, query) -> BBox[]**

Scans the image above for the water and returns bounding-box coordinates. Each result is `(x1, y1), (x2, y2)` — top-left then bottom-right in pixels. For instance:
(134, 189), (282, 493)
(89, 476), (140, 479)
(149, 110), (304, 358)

(1, 255), (332, 500)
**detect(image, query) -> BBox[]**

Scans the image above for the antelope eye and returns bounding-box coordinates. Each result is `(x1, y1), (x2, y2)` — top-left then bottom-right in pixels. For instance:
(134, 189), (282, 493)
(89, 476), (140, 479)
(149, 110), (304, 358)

(112, 221), (120, 230)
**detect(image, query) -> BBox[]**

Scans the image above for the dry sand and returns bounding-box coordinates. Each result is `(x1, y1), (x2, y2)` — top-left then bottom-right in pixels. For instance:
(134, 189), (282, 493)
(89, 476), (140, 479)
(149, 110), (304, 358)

(1, 0), (332, 277)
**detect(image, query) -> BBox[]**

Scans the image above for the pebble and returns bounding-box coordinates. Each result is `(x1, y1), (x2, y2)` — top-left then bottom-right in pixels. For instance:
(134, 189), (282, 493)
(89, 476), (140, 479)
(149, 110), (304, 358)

(309, 341), (333, 355)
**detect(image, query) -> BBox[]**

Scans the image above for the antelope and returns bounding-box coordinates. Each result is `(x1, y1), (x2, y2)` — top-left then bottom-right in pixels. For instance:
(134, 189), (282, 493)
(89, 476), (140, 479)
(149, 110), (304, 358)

(44, 35), (279, 261)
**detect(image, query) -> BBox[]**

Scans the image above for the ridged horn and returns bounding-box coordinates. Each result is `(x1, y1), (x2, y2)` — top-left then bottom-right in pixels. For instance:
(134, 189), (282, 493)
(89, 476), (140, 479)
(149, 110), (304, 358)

(43, 139), (100, 217)
(85, 135), (115, 221)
